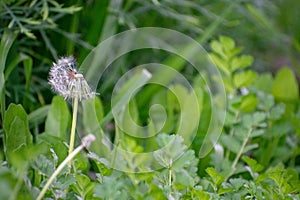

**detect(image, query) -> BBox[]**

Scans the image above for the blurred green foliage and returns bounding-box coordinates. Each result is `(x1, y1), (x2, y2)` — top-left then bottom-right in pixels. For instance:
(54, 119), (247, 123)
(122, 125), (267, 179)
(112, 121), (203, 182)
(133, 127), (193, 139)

(0, 0), (300, 199)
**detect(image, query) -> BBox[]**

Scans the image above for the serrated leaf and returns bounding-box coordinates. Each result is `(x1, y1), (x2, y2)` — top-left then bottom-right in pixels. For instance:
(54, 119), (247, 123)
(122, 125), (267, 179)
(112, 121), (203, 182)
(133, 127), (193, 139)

(94, 172), (130, 200)
(172, 150), (197, 171)
(54, 174), (76, 190)
(229, 178), (247, 190)
(233, 70), (257, 88)
(154, 134), (186, 168)
(264, 163), (300, 194)
(31, 155), (55, 177)
(272, 67), (299, 102)
(45, 96), (70, 139)
(175, 169), (195, 187)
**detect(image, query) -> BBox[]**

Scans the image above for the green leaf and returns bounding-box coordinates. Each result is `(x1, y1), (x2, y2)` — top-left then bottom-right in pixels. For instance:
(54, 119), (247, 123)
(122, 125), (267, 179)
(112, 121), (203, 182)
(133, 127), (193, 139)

(205, 167), (224, 186)
(54, 174), (76, 190)
(231, 55), (253, 72)
(229, 178), (247, 191)
(258, 93), (274, 111)
(243, 143), (259, 153)
(0, 30), (17, 74)
(88, 152), (111, 176)
(191, 188), (211, 200)
(211, 40), (226, 59)
(220, 36), (235, 51)
(172, 150), (197, 171)
(74, 174), (91, 192)
(0, 73), (4, 97)
(23, 57), (32, 91)
(0, 29), (17, 120)
(3, 104), (32, 154)
(94, 172), (130, 200)
(242, 156), (263, 173)
(172, 150), (198, 187)
(72, 174), (96, 199)
(269, 103), (285, 120)
(250, 129), (264, 138)
(263, 163), (300, 195)
(272, 67), (299, 102)
(154, 134), (186, 168)
(233, 70), (257, 88)
(175, 169), (195, 187)
(242, 112), (266, 128)
(221, 134), (241, 154)
(209, 53), (230, 76)
(28, 105), (50, 126)
(253, 73), (273, 93)
(4, 53), (30, 80)
(0, 166), (17, 200)
(45, 96), (70, 139)
(31, 155), (55, 177)
(239, 94), (258, 112)
(37, 134), (68, 163)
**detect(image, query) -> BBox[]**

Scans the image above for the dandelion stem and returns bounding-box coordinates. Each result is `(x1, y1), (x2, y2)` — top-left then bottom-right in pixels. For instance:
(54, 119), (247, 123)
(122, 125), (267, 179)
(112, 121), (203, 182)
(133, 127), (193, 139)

(68, 96), (78, 166)
(37, 134), (95, 200)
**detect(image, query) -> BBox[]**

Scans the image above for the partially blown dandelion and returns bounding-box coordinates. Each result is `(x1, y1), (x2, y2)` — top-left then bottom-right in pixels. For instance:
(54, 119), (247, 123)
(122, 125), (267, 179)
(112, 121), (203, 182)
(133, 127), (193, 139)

(49, 56), (95, 166)
(49, 56), (95, 101)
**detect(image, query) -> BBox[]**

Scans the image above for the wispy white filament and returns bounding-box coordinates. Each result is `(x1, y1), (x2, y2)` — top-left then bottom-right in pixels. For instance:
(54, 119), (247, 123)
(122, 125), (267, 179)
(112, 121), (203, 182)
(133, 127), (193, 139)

(49, 56), (95, 101)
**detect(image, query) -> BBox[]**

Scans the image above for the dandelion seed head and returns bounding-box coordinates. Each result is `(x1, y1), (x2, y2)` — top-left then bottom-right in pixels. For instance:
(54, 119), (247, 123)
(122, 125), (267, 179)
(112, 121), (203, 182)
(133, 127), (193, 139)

(49, 56), (95, 101)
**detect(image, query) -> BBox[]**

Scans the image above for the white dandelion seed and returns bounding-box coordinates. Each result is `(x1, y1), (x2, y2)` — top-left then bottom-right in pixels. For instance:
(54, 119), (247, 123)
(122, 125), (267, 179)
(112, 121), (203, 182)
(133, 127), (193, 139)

(49, 56), (95, 101)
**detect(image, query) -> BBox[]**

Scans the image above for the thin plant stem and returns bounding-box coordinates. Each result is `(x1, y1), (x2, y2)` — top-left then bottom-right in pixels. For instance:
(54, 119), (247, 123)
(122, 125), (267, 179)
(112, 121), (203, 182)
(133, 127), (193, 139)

(68, 96), (78, 166)
(225, 127), (253, 181)
(168, 167), (172, 188)
(168, 167), (173, 198)
(36, 134), (95, 200)
(37, 144), (84, 200)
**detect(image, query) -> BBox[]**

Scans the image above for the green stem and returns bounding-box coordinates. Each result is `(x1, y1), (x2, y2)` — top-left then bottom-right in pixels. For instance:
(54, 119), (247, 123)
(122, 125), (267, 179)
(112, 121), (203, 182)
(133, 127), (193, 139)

(37, 144), (84, 200)
(168, 167), (172, 188)
(68, 97), (79, 166)
(225, 127), (253, 181)
(37, 134), (95, 200)
(225, 111), (240, 159)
